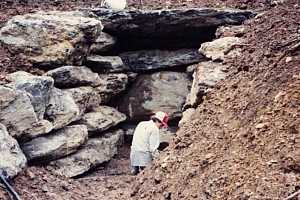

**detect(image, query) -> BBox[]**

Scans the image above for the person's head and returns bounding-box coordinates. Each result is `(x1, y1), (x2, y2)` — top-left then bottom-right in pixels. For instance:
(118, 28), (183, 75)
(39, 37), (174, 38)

(151, 111), (169, 129)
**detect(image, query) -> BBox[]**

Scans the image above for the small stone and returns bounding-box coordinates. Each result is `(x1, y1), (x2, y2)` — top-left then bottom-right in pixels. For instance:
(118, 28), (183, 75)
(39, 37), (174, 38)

(285, 56), (293, 63)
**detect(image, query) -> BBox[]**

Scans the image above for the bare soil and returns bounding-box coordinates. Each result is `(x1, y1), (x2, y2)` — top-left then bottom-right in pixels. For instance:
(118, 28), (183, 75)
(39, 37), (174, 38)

(1, 0), (300, 200)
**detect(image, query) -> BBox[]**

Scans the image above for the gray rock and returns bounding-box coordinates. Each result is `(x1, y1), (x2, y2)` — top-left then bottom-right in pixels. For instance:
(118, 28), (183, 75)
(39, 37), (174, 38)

(7, 71), (54, 120)
(118, 71), (190, 122)
(86, 55), (127, 73)
(178, 108), (196, 127)
(0, 86), (17, 109)
(0, 123), (27, 178)
(78, 106), (126, 134)
(120, 49), (204, 72)
(45, 66), (101, 88)
(0, 11), (102, 67)
(186, 61), (228, 107)
(90, 32), (117, 54)
(45, 88), (80, 130)
(21, 125), (88, 162)
(50, 129), (123, 177)
(215, 25), (247, 38)
(199, 37), (243, 61)
(186, 64), (199, 77)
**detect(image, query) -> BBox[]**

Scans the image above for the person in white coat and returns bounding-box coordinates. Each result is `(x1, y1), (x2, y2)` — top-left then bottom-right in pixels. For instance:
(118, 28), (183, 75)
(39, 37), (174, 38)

(130, 111), (169, 175)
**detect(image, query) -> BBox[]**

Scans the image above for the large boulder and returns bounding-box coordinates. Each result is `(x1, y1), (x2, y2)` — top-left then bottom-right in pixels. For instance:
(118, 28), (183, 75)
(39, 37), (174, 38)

(87, 8), (254, 49)
(199, 37), (243, 61)
(45, 66), (101, 88)
(90, 32), (117, 54)
(21, 125), (88, 162)
(118, 72), (190, 122)
(0, 11), (102, 67)
(186, 61), (228, 107)
(50, 129), (123, 177)
(45, 88), (80, 130)
(78, 106), (126, 134)
(120, 49), (204, 72)
(86, 55), (128, 73)
(0, 123), (27, 178)
(7, 71), (54, 120)
(0, 86), (52, 139)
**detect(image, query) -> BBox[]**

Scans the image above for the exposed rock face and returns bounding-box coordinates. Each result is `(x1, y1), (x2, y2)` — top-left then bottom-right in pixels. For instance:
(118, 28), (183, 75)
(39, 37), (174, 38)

(45, 88), (80, 129)
(178, 108), (196, 127)
(118, 72), (190, 122)
(120, 49), (204, 72)
(0, 11), (102, 67)
(199, 37), (243, 61)
(90, 32), (117, 54)
(45, 66), (101, 88)
(50, 129), (123, 178)
(0, 123), (27, 178)
(215, 25), (247, 38)
(7, 71), (54, 120)
(86, 55), (128, 73)
(78, 106), (126, 134)
(187, 61), (228, 107)
(88, 8), (253, 44)
(21, 125), (88, 162)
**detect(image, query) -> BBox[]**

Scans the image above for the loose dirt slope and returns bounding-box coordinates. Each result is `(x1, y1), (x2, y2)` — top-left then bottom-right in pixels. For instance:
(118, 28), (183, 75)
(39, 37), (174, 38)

(133, 1), (300, 199)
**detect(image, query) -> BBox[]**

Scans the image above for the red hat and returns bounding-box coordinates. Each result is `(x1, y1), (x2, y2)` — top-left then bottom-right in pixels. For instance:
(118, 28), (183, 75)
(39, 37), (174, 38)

(153, 111), (169, 128)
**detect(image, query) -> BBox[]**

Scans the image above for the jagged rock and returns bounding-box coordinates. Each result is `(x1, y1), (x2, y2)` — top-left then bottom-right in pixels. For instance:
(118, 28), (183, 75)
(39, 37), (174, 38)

(199, 37), (243, 61)
(78, 106), (126, 134)
(50, 129), (123, 178)
(215, 25), (247, 38)
(186, 64), (199, 77)
(86, 55), (128, 73)
(118, 72), (190, 122)
(45, 88), (80, 130)
(186, 62), (228, 107)
(95, 73), (128, 103)
(0, 123), (27, 177)
(7, 71), (54, 120)
(21, 125), (88, 162)
(88, 8), (253, 48)
(178, 108), (196, 127)
(0, 11), (102, 67)
(90, 32), (117, 54)
(120, 49), (204, 72)
(45, 66), (101, 88)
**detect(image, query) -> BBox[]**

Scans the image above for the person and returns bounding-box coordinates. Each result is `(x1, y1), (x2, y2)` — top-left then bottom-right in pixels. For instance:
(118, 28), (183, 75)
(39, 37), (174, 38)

(130, 111), (169, 175)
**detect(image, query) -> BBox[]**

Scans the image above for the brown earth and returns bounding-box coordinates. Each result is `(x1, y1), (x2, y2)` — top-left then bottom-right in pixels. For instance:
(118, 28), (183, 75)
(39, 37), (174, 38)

(1, 0), (300, 200)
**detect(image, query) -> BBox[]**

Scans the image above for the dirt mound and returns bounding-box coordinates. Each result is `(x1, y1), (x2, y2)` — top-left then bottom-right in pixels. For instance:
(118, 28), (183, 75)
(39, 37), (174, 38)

(132, 1), (300, 199)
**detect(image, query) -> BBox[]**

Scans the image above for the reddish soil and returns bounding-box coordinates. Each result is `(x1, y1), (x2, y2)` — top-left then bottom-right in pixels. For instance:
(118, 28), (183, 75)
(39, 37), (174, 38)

(1, 0), (299, 200)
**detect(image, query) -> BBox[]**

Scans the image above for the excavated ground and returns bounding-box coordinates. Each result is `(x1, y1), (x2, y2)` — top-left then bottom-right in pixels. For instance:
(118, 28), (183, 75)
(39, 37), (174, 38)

(1, 0), (299, 200)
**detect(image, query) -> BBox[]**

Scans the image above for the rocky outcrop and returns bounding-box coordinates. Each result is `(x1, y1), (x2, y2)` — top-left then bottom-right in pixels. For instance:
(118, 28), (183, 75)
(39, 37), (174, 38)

(45, 66), (101, 88)
(50, 129), (123, 177)
(45, 88), (80, 130)
(199, 37), (243, 61)
(78, 106), (126, 134)
(7, 71), (54, 120)
(21, 125), (88, 162)
(86, 55), (127, 73)
(186, 61), (228, 107)
(118, 72), (190, 122)
(90, 32), (117, 54)
(0, 11), (102, 67)
(0, 123), (27, 177)
(178, 108), (196, 127)
(215, 25), (247, 38)
(120, 49), (204, 72)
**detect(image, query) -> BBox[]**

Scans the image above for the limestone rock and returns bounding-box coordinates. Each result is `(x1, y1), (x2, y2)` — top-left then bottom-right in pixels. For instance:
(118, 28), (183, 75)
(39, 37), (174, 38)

(0, 11), (102, 67)
(78, 106), (126, 134)
(199, 37), (243, 61)
(120, 49), (204, 72)
(90, 32), (117, 54)
(118, 72), (190, 121)
(7, 71), (54, 120)
(187, 61), (228, 107)
(0, 123), (27, 178)
(50, 129), (123, 177)
(21, 125), (88, 162)
(45, 88), (80, 130)
(45, 66), (101, 88)
(215, 25), (247, 38)
(178, 108), (196, 127)
(86, 55), (128, 73)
